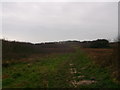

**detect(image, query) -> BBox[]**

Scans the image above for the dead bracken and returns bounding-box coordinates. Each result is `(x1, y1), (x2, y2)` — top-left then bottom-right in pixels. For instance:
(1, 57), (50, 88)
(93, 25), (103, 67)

(70, 80), (97, 87)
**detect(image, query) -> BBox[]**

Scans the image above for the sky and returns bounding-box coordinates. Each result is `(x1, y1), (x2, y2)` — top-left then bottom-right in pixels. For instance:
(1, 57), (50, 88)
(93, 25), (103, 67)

(1, 1), (118, 43)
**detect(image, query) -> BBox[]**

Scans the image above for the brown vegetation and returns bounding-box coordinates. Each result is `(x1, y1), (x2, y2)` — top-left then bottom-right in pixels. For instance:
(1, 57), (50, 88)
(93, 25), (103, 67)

(2, 39), (75, 60)
(81, 46), (120, 83)
(81, 48), (113, 64)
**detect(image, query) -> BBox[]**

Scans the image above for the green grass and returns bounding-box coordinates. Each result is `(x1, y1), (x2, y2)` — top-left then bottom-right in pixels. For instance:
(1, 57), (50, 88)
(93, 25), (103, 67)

(69, 49), (120, 88)
(3, 53), (72, 88)
(2, 49), (120, 88)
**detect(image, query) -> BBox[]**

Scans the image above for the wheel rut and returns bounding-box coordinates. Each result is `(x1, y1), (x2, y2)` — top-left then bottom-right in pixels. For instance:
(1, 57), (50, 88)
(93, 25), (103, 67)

(69, 63), (97, 87)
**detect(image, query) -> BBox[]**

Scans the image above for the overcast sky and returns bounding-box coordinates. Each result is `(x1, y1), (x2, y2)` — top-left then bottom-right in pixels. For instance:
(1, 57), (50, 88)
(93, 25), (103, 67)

(1, 2), (118, 43)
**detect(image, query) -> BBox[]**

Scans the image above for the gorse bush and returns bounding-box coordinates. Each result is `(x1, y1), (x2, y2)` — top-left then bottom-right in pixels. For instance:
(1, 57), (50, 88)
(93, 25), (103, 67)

(79, 39), (110, 48)
(90, 39), (110, 48)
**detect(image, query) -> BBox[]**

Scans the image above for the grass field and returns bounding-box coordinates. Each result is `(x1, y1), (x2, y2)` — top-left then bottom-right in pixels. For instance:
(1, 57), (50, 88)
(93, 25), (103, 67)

(2, 48), (120, 88)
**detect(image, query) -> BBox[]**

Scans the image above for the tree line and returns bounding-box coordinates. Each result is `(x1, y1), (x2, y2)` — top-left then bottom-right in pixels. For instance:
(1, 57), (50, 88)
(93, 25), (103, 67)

(1, 39), (113, 60)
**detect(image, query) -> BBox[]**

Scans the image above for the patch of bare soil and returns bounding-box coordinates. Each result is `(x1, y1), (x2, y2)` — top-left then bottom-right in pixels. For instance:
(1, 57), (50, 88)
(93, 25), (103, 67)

(69, 63), (97, 87)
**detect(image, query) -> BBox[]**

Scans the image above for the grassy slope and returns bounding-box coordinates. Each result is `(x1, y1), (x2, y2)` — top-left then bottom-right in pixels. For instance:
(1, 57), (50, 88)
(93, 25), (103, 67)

(2, 48), (120, 88)
(70, 49), (120, 88)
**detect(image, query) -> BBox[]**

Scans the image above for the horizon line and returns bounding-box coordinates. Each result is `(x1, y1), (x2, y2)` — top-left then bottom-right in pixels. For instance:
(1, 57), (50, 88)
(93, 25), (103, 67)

(0, 38), (116, 44)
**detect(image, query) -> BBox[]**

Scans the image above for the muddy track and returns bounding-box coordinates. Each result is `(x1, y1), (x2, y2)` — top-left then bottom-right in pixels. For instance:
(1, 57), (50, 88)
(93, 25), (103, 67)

(69, 63), (97, 87)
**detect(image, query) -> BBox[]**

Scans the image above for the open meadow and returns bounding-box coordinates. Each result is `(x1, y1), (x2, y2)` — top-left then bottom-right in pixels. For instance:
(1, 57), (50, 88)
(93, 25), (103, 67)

(2, 41), (120, 88)
(2, 2), (119, 88)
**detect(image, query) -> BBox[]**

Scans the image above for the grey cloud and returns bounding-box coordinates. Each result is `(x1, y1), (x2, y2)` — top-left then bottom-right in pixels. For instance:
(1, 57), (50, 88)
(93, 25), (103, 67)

(2, 2), (118, 42)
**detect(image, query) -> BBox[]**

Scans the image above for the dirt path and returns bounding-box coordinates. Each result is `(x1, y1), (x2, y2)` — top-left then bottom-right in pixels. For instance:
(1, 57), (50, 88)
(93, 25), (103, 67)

(69, 63), (97, 87)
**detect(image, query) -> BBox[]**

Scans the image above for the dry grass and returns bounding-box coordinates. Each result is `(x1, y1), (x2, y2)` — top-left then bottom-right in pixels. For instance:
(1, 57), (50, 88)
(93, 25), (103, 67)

(81, 48), (113, 67)
(81, 47), (120, 83)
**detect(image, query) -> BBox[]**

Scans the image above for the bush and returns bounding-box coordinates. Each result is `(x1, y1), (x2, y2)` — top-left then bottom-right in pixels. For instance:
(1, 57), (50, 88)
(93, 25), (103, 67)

(90, 39), (110, 48)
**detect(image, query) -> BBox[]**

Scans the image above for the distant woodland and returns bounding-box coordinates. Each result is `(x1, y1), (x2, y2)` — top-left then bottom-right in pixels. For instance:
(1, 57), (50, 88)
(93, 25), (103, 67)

(1, 39), (117, 60)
